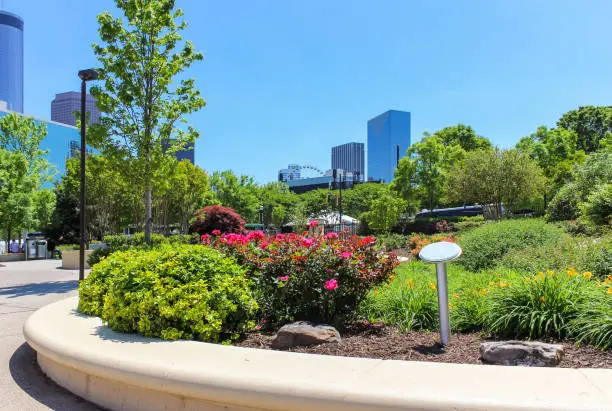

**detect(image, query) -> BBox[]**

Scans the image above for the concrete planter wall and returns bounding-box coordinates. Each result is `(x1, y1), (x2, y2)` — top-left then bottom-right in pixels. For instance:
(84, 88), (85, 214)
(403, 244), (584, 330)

(24, 297), (612, 411)
(0, 253), (25, 262)
(61, 250), (93, 269)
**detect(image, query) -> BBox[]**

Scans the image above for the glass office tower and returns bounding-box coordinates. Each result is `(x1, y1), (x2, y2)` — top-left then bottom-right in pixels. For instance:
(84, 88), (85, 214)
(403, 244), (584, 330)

(331, 142), (364, 181)
(51, 92), (101, 126)
(0, 11), (24, 112)
(367, 110), (411, 183)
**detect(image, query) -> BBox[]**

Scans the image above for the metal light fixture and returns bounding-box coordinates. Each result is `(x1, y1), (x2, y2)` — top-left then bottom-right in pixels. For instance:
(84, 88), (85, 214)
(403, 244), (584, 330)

(78, 68), (98, 281)
(419, 241), (462, 345)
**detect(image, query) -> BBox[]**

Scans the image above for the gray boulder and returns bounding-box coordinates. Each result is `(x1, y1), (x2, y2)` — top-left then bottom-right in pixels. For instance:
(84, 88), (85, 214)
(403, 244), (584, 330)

(480, 341), (564, 367)
(271, 321), (341, 349)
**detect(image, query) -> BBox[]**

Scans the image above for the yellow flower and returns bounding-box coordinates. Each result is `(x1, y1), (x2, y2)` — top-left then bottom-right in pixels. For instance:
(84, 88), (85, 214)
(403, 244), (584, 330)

(583, 272), (593, 279)
(480, 289), (488, 295)
(449, 303), (454, 309)
(373, 290), (379, 296)
(538, 271), (544, 276)
(547, 270), (554, 276)
(429, 283), (436, 290)
(567, 267), (578, 277)
(499, 281), (508, 288)
(524, 276), (531, 281)
(489, 281), (495, 286)
(540, 297), (546, 303)
(607, 275), (612, 281)
(607, 288), (612, 295)
(453, 293), (460, 299)
(406, 279), (414, 288)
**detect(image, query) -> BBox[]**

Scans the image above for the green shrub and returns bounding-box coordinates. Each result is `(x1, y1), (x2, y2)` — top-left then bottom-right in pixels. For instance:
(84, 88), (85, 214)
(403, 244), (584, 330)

(546, 183), (581, 222)
(581, 183), (612, 226)
(361, 279), (438, 331)
(457, 219), (563, 271)
(570, 290), (612, 350)
(485, 270), (593, 339)
(56, 243), (80, 252)
(78, 245), (258, 343)
(578, 236), (612, 278)
(377, 233), (412, 250)
(452, 215), (486, 232)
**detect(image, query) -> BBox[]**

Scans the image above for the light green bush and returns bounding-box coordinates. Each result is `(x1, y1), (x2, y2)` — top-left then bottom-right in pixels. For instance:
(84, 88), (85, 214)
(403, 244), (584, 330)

(457, 219), (563, 271)
(78, 245), (258, 343)
(581, 183), (612, 226)
(571, 289), (612, 350)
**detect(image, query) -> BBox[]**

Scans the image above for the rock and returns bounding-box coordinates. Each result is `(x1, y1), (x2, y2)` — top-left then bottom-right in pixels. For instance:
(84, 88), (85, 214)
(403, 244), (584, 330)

(480, 341), (564, 367)
(271, 321), (341, 349)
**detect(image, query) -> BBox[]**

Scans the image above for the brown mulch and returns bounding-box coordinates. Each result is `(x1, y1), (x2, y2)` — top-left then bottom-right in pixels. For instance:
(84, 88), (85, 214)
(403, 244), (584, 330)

(236, 323), (612, 369)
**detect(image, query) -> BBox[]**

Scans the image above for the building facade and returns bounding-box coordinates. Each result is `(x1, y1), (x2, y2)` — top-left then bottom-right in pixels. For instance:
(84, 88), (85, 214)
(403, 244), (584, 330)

(51, 92), (101, 126)
(367, 110), (411, 183)
(278, 164), (301, 182)
(331, 142), (364, 181)
(0, 11), (24, 112)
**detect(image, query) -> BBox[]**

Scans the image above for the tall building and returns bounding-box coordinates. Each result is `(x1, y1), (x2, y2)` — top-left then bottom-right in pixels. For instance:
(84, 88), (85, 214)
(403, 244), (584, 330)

(331, 142), (364, 182)
(278, 164), (301, 182)
(51, 92), (101, 126)
(367, 110), (411, 183)
(0, 11), (24, 112)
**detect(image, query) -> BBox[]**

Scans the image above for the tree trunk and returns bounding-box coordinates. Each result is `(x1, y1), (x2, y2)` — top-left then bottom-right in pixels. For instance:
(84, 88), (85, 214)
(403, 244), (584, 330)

(144, 185), (152, 246)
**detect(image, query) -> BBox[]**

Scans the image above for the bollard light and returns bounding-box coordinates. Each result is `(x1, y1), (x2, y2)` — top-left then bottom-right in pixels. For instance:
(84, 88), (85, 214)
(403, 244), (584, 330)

(419, 241), (462, 345)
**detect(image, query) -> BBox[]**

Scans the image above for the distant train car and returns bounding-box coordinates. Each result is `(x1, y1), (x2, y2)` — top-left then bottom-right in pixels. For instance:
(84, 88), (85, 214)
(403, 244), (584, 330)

(415, 205), (484, 219)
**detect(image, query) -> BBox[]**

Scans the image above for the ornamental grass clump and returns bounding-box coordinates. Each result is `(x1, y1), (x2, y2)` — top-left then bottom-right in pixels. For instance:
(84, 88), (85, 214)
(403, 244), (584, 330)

(205, 230), (398, 328)
(78, 245), (257, 343)
(570, 282), (612, 350)
(485, 268), (595, 339)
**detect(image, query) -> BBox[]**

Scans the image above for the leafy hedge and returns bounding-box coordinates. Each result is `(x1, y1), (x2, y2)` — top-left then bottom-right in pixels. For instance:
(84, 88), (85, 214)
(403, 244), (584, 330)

(457, 219), (563, 271)
(78, 245), (257, 343)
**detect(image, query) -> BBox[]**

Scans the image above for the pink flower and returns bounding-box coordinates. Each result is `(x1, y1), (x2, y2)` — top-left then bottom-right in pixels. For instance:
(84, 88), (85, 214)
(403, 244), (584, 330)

(326, 269), (334, 273)
(212, 229), (221, 235)
(276, 233), (285, 240)
(278, 275), (289, 282)
(325, 232), (338, 239)
(303, 238), (314, 247)
(324, 278), (338, 291)
(255, 325), (262, 331)
(308, 220), (318, 228)
(259, 241), (269, 250)
(341, 251), (352, 259)
(200, 234), (211, 244)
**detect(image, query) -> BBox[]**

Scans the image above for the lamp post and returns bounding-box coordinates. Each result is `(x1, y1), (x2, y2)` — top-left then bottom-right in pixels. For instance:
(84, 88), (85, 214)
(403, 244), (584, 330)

(77, 68), (98, 281)
(259, 205), (264, 228)
(419, 241), (462, 345)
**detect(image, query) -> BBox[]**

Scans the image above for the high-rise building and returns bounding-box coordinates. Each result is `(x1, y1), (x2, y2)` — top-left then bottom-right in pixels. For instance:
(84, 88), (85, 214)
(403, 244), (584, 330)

(278, 164), (301, 182)
(331, 142), (364, 182)
(0, 11), (24, 112)
(367, 110), (411, 183)
(51, 92), (101, 126)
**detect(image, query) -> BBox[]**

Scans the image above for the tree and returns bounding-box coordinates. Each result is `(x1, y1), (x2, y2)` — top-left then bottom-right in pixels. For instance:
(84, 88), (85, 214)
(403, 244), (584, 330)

(343, 183), (396, 219)
(210, 171), (259, 222)
(433, 124), (492, 151)
(191, 205), (246, 235)
(363, 193), (406, 233)
(557, 106), (612, 153)
(446, 149), (545, 218)
(393, 134), (465, 211)
(271, 205), (287, 228)
(0, 113), (51, 179)
(90, 0), (205, 245)
(516, 126), (586, 201)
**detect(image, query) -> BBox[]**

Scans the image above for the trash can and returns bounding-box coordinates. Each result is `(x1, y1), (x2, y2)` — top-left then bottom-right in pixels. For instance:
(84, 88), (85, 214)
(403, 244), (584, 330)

(36, 240), (47, 260)
(26, 239), (37, 259)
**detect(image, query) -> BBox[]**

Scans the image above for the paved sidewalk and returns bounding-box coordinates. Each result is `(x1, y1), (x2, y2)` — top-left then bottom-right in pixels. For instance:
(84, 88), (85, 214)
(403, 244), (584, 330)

(0, 260), (102, 410)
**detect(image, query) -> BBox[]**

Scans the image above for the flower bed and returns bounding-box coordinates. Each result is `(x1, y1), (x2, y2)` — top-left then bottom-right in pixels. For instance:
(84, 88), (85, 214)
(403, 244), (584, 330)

(203, 228), (398, 328)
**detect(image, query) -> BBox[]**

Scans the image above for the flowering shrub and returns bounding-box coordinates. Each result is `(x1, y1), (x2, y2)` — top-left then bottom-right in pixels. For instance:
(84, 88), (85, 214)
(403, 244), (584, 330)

(409, 233), (456, 257)
(190, 205), (246, 235)
(203, 231), (398, 327)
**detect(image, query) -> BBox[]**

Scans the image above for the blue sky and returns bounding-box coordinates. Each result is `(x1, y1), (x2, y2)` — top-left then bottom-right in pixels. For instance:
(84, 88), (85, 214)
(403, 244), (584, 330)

(7, 0), (612, 183)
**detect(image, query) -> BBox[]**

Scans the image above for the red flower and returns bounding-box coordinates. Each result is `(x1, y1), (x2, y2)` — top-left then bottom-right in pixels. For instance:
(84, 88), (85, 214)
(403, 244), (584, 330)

(324, 279), (338, 291)
(212, 229), (221, 235)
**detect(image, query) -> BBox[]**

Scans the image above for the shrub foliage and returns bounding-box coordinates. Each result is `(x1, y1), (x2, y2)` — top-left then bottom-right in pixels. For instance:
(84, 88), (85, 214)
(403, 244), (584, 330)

(78, 245), (258, 342)
(191, 205), (246, 235)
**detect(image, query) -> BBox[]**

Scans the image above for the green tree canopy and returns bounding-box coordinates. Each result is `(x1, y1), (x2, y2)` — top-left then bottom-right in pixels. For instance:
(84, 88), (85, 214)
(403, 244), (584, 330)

(433, 124), (492, 151)
(90, 0), (205, 245)
(446, 149), (545, 218)
(557, 105), (612, 153)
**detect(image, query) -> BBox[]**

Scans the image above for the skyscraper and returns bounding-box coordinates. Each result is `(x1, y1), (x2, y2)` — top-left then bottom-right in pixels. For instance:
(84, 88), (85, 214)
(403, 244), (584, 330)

(0, 11), (24, 112)
(367, 110), (411, 183)
(278, 164), (301, 182)
(51, 92), (101, 126)
(331, 142), (364, 181)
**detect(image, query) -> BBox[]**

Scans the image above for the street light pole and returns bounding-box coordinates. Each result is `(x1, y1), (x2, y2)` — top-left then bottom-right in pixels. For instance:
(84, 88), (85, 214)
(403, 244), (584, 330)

(78, 69), (98, 281)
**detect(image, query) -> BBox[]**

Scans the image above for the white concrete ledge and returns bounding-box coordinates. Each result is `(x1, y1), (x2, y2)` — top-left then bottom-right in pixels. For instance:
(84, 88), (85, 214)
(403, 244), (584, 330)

(24, 297), (612, 411)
